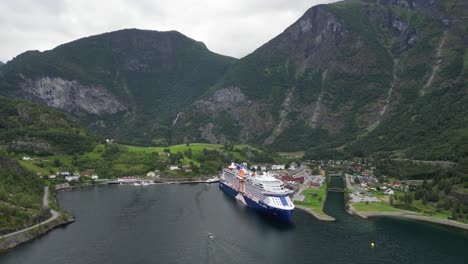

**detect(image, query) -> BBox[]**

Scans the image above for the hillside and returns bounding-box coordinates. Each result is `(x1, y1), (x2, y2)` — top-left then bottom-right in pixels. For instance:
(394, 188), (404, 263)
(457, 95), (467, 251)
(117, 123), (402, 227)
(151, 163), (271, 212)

(0, 1), (466, 163)
(173, 0), (468, 162)
(0, 155), (48, 235)
(0, 29), (236, 145)
(0, 96), (98, 155)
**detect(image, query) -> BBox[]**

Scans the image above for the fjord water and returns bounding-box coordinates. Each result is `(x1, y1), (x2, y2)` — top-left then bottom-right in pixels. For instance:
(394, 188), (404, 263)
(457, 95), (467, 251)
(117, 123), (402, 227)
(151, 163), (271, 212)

(1, 184), (467, 264)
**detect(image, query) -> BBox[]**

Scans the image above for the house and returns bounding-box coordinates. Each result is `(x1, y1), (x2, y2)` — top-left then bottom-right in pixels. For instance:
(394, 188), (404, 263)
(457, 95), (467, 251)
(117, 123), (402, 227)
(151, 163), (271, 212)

(281, 175), (304, 184)
(48, 174), (57, 179)
(91, 174), (99, 180)
(251, 165), (267, 171)
(147, 171), (156, 177)
(271, 164), (285, 170)
(169, 165), (180, 171)
(289, 162), (298, 170)
(65, 175), (80, 182)
(83, 169), (96, 177)
(59, 171), (71, 176)
(385, 189), (395, 195)
(22, 156), (32, 161)
(392, 181), (401, 187)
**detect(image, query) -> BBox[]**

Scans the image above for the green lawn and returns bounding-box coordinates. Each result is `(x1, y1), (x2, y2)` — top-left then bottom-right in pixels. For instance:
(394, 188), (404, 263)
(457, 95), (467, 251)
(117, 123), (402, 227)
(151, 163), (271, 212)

(352, 202), (402, 212)
(17, 160), (50, 175)
(295, 184), (328, 216)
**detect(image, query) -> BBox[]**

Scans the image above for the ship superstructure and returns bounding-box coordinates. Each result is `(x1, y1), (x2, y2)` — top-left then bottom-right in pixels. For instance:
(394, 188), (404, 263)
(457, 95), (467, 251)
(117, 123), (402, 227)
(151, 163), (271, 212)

(219, 163), (295, 222)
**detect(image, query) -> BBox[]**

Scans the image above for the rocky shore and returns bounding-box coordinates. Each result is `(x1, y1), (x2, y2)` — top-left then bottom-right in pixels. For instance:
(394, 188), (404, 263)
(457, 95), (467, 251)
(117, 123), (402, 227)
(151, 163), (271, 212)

(0, 214), (75, 252)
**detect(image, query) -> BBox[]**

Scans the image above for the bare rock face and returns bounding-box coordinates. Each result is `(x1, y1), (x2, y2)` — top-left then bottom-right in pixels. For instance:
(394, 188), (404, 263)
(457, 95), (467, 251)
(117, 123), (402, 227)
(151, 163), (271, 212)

(195, 87), (247, 112)
(19, 77), (126, 115)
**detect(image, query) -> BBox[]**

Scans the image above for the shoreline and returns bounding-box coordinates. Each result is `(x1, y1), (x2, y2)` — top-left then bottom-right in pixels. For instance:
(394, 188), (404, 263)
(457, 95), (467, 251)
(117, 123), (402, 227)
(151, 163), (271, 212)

(348, 203), (468, 231)
(0, 215), (75, 253)
(0, 186), (75, 253)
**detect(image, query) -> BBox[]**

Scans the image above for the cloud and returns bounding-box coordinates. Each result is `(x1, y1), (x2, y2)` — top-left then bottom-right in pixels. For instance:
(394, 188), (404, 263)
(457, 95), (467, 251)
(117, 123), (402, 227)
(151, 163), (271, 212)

(0, 0), (338, 62)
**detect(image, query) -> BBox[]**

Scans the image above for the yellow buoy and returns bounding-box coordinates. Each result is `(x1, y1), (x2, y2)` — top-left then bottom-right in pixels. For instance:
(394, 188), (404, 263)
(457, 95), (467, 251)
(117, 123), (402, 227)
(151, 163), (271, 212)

(371, 242), (375, 248)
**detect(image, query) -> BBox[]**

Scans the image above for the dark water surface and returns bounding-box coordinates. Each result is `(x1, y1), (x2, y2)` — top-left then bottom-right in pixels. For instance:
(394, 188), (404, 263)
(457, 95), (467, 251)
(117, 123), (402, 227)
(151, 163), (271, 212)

(1, 184), (467, 264)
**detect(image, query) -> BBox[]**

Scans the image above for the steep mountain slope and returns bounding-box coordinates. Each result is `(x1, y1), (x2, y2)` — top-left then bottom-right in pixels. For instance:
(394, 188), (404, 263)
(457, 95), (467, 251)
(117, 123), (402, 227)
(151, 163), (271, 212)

(0, 29), (236, 145)
(0, 1), (466, 162)
(173, 0), (467, 161)
(0, 96), (98, 155)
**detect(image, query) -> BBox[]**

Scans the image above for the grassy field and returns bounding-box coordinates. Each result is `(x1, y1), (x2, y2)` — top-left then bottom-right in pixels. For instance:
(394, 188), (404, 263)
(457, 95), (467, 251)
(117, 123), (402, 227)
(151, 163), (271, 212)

(11, 142), (278, 178)
(352, 202), (402, 212)
(352, 200), (454, 221)
(295, 184), (328, 216)
(121, 143), (264, 166)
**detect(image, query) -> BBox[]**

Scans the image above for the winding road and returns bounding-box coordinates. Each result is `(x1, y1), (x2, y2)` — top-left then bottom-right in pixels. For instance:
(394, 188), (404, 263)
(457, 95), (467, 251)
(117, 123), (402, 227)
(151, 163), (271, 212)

(1, 186), (60, 239)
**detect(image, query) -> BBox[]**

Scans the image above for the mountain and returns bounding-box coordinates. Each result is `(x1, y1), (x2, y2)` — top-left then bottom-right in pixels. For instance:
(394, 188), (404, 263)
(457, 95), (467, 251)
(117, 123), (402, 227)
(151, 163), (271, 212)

(0, 96), (98, 155)
(172, 0), (468, 162)
(0, 61), (4, 66)
(0, 29), (236, 145)
(0, 1), (466, 162)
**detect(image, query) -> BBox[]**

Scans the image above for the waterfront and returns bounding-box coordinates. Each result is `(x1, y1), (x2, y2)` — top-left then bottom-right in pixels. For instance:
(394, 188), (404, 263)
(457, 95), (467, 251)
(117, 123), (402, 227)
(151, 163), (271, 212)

(0, 184), (467, 264)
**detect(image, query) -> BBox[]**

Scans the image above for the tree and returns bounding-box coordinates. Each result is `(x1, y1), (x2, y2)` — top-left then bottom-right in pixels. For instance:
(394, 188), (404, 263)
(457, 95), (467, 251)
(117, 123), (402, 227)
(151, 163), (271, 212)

(389, 195), (394, 206)
(403, 193), (413, 205)
(354, 177), (361, 184)
(53, 159), (61, 167)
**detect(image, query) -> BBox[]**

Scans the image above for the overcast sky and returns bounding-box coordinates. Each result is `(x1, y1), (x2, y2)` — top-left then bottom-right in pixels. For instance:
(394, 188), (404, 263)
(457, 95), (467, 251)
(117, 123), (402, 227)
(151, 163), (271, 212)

(0, 0), (339, 63)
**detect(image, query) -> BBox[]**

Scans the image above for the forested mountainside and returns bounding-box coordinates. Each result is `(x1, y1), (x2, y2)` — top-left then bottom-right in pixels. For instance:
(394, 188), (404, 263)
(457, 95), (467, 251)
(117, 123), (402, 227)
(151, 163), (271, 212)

(173, 0), (467, 162)
(0, 0), (466, 162)
(0, 29), (236, 145)
(0, 96), (98, 155)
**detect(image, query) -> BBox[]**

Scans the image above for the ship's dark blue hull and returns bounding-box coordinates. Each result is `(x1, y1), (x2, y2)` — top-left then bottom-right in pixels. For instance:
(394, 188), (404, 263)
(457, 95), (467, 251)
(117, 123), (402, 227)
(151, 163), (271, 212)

(219, 181), (293, 223)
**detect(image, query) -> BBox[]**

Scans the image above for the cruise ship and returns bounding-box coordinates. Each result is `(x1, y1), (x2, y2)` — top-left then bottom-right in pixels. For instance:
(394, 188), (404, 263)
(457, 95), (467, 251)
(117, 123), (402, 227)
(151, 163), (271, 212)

(219, 163), (295, 222)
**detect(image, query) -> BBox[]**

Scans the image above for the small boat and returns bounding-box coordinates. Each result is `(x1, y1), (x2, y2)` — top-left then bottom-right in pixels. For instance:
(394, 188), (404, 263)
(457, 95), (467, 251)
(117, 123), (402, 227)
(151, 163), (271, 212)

(133, 182), (141, 186)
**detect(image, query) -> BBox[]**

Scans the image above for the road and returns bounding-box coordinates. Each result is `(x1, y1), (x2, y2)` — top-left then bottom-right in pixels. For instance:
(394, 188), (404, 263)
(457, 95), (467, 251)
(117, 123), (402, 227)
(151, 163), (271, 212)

(1, 186), (60, 239)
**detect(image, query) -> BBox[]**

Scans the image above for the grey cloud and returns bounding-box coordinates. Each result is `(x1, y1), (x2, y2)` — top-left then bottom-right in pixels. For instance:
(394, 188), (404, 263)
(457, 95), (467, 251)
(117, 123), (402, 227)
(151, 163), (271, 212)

(0, 0), (337, 62)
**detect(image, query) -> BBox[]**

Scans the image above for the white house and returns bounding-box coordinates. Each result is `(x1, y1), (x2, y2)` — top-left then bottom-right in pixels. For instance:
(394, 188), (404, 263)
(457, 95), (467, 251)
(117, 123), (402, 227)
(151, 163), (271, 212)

(147, 171), (156, 177)
(385, 189), (395, 195)
(271, 164), (285, 170)
(91, 174), (99, 180)
(169, 165), (180, 171)
(22, 156), (32, 161)
(65, 175), (80, 182)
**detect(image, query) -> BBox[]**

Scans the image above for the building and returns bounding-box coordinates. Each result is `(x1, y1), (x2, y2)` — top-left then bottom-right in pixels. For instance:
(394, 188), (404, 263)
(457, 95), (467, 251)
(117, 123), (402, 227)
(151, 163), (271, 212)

(147, 171), (156, 177)
(65, 175), (80, 182)
(271, 164), (285, 170)
(22, 156), (32, 161)
(169, 165), (180, 171)
(281, 175), (304, 184)
(117, 176), (138, 183)
(91, 174), (99, 180)
(83, 169), (96, 177)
